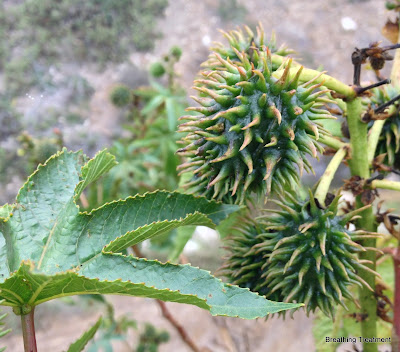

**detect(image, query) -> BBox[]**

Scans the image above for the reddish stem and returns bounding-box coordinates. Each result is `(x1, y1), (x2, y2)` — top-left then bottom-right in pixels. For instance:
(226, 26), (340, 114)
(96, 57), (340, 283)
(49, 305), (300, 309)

(156, 300), (200, 352)
(21, 307), (37, 352)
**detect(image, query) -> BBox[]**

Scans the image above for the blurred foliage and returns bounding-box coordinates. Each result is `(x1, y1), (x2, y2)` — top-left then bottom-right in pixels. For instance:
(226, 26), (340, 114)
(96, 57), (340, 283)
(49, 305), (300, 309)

(149, 62), (166, 78)
(79, 47), (188, 254)
(87, 296), (137, 352)
(17, 130), (64, 170)
(1, 0), (168, 95)
(0, 300), (11, 352)
(110, 85), (133, 108)
(85, 47), (187, 208)
(0, 95), (21, 140)
(217, 0), (248, 23)
(85, 295), (169, 352)
(136, 324), (169, 352)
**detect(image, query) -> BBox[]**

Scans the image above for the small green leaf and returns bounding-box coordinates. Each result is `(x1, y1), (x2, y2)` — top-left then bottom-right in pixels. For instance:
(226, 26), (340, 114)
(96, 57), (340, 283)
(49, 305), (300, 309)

(74, 150), (117, 199)
(66, 317), (102, 352)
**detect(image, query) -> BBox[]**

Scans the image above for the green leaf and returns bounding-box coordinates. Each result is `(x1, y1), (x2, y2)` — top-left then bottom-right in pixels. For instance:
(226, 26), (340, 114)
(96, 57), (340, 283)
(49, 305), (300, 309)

(66, 317), (102, 352)
(0, 148), (300, 319)
(141, 95), (164, 115)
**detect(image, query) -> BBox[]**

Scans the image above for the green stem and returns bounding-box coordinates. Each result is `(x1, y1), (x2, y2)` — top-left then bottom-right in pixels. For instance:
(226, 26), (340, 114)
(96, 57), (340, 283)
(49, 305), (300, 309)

(317, 135), (348, 150)
(346, 98), (378, 352)
(314, 146), (347, 206)
(393, 245), (400, 352)
(390, 17), (400, 352)
(273, 66), (356, 98)
(371, 179), (400, 192)
(21, 307), (37, 352)
(367, 120), (386, 165)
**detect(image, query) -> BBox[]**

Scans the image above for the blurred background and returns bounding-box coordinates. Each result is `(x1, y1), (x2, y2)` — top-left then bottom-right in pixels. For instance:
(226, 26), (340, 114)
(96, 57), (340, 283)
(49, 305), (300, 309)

(0, 0), (394, 351)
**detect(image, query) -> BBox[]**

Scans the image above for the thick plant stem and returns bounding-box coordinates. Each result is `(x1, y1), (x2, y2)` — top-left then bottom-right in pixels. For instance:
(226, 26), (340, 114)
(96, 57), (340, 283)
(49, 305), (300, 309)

(371, 179), (400, 192)
(393, 246), (400, 352)
(21, 308), (37, 352)
(346, 98), (378, 352)
(314, 146), (347, 206)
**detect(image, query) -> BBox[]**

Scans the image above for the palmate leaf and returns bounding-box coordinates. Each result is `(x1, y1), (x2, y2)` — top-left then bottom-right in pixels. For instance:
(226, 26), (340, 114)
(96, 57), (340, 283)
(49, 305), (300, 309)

(0, 149), (300, 318)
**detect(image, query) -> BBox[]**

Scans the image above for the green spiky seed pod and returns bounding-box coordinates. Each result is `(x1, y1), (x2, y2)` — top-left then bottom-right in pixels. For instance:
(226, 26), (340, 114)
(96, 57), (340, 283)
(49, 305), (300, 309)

(149, 62), (166, 78)
(170, 45), (182, 60)
(177, 46), (333, 204)
(370, 84), (400, 170)
(203, 23), (293, 71)
(110, 85), (132, 107)
(222, 191), (378, 318)
(220, 216), (285, 303)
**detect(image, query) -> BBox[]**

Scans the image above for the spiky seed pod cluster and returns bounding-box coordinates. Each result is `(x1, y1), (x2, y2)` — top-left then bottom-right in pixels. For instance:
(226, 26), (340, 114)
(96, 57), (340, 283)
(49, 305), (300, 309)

(177, 45), (333, 204)
(220, 215), (285, 304)
(203, 23), (293, 71)
(370, 84), (400, 170)
(221, 191), (379, 318)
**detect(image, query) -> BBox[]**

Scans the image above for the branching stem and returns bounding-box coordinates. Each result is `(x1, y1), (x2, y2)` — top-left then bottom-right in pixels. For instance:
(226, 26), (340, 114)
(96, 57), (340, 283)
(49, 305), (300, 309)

(315, 146), (347, 206)
(346, 98), (378, 352)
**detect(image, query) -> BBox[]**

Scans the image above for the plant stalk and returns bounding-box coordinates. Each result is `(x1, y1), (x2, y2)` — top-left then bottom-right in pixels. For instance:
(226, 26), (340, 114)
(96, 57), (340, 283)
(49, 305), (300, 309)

(391, 17), (400, 352)
(367, 120), (386, 165)
(314, 146), (347, 206)
(346, 98), (378, 352)
(317, 135), (348, 150)
(21, 307), (37, 352)
(393, 246), (400, 352)
(371, 179), (400, 192)
(273, 66), (356, 98)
